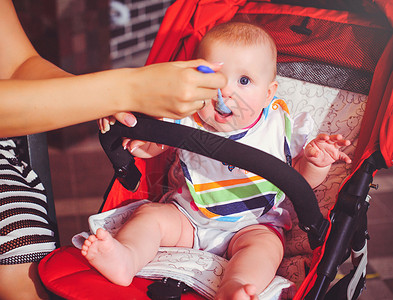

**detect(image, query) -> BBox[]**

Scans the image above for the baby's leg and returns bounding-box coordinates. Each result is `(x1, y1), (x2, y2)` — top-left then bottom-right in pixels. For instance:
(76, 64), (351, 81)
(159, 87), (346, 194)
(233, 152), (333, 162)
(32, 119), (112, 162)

(215, 225), (284, 300)
(81, 202), (194, 286)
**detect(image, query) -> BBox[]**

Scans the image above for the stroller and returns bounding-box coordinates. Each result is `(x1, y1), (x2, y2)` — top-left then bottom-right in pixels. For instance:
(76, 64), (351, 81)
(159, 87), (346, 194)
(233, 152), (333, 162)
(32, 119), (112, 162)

(38, 0), (393, 299)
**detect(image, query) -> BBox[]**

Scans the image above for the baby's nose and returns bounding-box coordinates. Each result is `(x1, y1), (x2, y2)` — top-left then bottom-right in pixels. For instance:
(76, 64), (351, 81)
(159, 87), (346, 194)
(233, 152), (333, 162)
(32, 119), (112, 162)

(220, 85), (232, 98)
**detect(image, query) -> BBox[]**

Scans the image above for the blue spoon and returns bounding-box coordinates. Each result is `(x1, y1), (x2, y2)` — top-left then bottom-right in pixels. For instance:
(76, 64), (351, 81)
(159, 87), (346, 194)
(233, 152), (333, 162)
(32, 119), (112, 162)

(197, 65), (232, 116)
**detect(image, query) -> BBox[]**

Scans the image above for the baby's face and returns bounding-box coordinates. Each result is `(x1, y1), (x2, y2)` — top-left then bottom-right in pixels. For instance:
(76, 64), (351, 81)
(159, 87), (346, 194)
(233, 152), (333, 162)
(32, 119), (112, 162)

(197, 40), (276, 132)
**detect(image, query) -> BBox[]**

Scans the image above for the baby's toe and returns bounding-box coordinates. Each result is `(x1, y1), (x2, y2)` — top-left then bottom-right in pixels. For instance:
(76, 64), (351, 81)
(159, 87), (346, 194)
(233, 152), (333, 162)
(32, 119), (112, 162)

(87, 235), (98, 243)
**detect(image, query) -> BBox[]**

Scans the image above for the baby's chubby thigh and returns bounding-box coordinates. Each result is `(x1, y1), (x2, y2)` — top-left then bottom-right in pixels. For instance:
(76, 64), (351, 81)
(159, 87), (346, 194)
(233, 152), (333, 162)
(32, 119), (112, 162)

(126, 202), (195, 248)
(227, 224), (284, 259)
(225, 224), (284, 291)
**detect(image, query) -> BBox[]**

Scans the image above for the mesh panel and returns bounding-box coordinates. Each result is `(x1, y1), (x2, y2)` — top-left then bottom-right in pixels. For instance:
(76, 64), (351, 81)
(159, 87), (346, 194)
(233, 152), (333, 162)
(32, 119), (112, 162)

(277, 61), (373, 95)
(271, 0), (384, 16)
(235, 13), (392, 93)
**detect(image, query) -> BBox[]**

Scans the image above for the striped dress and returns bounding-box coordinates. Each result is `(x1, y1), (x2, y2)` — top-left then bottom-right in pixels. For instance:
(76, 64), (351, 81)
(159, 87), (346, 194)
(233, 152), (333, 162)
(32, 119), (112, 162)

(0, 138), (56, 265)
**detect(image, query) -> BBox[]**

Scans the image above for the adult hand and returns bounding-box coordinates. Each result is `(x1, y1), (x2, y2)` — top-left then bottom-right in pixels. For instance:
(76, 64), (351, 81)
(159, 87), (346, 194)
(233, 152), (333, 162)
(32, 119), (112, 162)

(127, 59), (226, 119)
(100, 59), (225, 133)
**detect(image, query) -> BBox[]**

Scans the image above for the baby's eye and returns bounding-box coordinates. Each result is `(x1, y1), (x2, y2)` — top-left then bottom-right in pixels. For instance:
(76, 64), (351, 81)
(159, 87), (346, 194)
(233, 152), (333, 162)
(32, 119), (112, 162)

(239, 76), (250, 85)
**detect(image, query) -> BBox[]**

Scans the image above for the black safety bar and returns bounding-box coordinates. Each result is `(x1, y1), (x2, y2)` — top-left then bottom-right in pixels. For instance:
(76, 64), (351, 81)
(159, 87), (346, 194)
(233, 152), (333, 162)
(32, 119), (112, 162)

(100, 114), (329, 250)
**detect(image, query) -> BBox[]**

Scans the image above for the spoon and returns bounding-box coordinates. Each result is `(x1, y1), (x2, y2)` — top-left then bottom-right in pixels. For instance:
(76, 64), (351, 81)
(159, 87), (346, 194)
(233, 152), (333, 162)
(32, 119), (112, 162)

(197, 65), (232, 116)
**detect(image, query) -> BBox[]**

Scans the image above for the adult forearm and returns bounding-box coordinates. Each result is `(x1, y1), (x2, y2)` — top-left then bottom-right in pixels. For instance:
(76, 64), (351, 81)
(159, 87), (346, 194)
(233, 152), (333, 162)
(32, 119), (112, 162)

(1, 58), (227, 137)
(0, 69), (132, 137)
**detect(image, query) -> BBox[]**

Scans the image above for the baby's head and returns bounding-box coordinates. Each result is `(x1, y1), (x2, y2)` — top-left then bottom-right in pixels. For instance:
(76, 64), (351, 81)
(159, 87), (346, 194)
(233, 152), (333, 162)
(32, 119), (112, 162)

(197, 22), (278, 132)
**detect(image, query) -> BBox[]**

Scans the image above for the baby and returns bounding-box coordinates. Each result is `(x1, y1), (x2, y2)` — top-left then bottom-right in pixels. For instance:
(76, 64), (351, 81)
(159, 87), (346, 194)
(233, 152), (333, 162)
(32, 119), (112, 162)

(82, 22), (351, 300)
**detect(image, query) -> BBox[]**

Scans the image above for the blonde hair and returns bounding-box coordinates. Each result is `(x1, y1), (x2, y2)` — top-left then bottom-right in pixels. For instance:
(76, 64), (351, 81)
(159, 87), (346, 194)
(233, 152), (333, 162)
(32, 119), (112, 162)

(198, 22), (277, 79)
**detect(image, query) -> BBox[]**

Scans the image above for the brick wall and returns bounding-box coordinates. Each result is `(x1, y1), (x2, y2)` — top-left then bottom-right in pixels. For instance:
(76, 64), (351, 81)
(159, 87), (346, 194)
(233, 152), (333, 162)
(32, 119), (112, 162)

(109, 0), (175, 68)
(56, 0), (111, 74)
(14, 0), (111, 75)
(13, 0), (59, 66)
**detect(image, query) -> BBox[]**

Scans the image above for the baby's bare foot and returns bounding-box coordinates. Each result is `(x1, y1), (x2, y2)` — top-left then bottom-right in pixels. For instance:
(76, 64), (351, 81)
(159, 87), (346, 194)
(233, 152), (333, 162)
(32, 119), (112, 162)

(81, 228), (136, 286)
(216, 280), (258, 300)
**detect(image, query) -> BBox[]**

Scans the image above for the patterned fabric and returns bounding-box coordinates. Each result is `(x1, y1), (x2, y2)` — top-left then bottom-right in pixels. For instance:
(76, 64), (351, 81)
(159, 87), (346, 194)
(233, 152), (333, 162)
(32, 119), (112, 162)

(274, 75), (367, 288)
(0, 139), (56, 265)
(175, 98), (294, 225)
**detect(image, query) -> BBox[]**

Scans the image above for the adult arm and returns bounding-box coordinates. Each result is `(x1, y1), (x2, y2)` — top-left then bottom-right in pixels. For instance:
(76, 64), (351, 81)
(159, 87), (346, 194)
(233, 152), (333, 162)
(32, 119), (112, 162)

(0, 0), (226, 137)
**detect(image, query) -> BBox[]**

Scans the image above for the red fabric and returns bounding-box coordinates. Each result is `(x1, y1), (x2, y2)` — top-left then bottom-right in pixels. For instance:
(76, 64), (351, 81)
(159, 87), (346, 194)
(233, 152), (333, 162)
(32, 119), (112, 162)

(39, 247), (204, 300)
(239, 3), (390, 73)
(146, 0), (247, 64)
(353, 36), (393, 169)
(148, 1), (391, 73)
(39, 247), (152, 300)
(102, 153), (171, 211)
(375, 0), (393, 27)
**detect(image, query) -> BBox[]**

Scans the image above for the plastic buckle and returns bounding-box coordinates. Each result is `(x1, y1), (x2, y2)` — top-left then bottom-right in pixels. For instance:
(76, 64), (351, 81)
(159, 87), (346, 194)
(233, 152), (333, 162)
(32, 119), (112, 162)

(147, 278), (189, 300)
(300, 217), (330, 249)
(115, 161), (141, 192)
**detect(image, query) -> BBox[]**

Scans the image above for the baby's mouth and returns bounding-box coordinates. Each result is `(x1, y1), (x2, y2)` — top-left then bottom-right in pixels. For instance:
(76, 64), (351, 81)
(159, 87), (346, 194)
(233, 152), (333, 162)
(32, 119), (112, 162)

(215, 89), (232, 116)
(214, 109), (233, 124)
(215, 108), (232, 118)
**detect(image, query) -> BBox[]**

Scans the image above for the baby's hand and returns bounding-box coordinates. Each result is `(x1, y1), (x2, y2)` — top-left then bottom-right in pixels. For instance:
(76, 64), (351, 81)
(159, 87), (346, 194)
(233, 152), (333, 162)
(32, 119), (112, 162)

(98, 112), (137, 134)
(304, 134), (351, 168)
(98, 116), (115, 134)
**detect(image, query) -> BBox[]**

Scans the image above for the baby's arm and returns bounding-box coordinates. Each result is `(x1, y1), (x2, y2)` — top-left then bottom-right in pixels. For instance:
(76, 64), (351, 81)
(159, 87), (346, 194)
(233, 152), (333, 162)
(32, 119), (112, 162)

(294, 134), (351, 188)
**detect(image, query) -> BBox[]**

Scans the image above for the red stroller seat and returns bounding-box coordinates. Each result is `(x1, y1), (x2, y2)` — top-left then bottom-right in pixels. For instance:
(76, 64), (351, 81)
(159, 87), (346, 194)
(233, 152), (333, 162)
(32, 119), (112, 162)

(39, 1), (393, 299)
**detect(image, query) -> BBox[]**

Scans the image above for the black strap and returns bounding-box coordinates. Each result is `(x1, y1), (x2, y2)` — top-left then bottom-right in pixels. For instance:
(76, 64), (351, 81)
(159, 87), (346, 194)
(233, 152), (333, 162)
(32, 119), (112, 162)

(99, 114), (328, 248)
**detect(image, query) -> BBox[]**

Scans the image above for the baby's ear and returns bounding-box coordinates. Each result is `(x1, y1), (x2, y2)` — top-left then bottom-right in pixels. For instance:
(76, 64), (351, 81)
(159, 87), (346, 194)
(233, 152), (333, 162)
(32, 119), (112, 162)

(265, 81), (278, 104)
